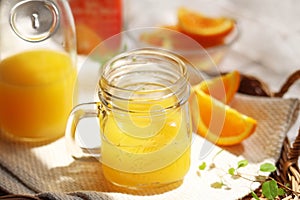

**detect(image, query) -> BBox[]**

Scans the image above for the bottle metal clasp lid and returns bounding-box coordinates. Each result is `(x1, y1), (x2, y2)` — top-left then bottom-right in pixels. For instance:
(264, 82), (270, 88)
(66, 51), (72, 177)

(9, 0), (59, 42)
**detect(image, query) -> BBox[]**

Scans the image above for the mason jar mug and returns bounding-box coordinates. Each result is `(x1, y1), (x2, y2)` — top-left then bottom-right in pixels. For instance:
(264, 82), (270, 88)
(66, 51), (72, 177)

(65, 48), (192, 190)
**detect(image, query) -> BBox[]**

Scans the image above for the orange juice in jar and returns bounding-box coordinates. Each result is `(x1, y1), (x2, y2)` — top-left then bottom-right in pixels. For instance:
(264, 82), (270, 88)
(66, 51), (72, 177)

(0, 50), (77, 141)
(66, 48), (192, 189)
(100, 96), (191, 188)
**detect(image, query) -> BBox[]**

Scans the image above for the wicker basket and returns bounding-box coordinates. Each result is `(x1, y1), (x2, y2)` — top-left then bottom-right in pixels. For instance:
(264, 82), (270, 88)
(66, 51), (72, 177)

(240, 70), (300, 199)
(241, 128), (300, 200)
(272, 129), (300, 199)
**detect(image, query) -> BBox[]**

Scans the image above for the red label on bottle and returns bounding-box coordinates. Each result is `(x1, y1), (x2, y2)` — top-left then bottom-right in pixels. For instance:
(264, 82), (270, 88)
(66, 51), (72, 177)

(69, 0), (122, 54)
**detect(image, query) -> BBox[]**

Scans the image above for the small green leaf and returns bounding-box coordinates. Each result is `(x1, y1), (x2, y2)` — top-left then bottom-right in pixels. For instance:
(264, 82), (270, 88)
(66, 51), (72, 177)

(228, 167), (235, 175)
(262, 180), (278, 200)
(199, 162), (207, 170)
(260, 163), (276, 172)
(251, 191), (260, 200)
(210, 182), (224, 189)
(237, 160), (248, 168)
(277, 188), (285, 196)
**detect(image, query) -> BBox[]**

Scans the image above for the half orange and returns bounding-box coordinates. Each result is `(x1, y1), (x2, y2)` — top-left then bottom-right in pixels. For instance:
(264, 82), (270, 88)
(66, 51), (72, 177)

(190, 71), (257, 146)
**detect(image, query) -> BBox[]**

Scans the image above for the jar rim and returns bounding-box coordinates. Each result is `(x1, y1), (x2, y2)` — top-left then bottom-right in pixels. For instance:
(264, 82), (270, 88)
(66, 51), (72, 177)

(100, 47), (189, 92)
(99, 48), (191, 113)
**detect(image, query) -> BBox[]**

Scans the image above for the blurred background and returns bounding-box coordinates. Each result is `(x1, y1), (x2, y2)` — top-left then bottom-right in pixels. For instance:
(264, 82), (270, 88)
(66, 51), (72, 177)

(123, 0), (300, 90)
(70, 0), (300, 95)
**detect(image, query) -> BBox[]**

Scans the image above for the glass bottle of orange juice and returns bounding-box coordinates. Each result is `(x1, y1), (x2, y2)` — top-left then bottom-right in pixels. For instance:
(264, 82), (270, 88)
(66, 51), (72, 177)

(65, 48), (192, 189)
(0, 0), (77, 142)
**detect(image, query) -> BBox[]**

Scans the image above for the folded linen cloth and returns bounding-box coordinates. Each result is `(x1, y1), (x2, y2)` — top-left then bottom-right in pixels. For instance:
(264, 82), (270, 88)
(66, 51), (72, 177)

(0, 192), (111, 200)
(0, 94), (299, 200)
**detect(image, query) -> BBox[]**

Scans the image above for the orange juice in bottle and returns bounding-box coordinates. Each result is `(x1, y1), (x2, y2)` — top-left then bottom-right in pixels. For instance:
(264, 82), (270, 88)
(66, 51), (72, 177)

(0, 49), (77, 141)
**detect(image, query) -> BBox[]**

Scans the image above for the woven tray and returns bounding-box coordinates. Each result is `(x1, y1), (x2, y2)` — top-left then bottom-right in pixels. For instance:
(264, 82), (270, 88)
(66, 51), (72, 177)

(240, 70), (300, 199)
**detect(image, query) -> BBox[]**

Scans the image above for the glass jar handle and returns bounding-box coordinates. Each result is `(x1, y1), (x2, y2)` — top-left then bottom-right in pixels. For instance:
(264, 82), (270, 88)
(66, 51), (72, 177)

(65, 102), (101, 159)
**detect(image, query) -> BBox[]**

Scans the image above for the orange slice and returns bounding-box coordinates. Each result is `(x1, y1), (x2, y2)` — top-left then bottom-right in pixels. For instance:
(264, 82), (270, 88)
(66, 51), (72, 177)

(199, 71), (240, 104)
(189, 71), (257, 146)
(177, 7), (235, 47)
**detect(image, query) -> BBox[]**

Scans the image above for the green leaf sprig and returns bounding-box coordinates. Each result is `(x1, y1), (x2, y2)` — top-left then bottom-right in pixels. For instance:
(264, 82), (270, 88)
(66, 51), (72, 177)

(228, 159), (248, 177)
(197, 158), (290, 200)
